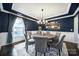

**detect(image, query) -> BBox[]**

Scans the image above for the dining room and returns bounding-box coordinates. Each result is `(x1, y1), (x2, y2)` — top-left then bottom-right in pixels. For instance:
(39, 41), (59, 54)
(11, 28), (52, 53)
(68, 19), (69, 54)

(0, 3), (79, 56)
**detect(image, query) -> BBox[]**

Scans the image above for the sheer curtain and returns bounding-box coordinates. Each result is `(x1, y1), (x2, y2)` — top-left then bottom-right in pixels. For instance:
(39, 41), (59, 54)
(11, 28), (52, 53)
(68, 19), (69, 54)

(6, 14), (16, 55)
(7, 14), (16, 44)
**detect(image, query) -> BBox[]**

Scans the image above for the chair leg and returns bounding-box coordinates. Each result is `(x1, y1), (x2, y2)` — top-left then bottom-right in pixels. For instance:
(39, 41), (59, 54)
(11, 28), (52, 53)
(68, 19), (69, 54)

(49, 45), (51, 51)
(48, 45), (50, 51)
(44, 53), (45, 56)
(59, 49), (61, 56)
(35, 51), (37, 56)
(25, 43), (28, 51)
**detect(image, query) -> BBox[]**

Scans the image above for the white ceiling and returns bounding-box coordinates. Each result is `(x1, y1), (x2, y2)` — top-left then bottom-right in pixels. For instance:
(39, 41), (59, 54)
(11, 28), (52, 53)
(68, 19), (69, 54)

(12, 3), (71, 20)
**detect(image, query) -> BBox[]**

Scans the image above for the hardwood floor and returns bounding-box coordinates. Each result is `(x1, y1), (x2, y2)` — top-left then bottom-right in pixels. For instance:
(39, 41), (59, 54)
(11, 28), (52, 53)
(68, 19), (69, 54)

(12, 42), (68, 56)
(0, 42), (68, 56)
(0, 41), (79, 56)
(64, 41), (79, 56)
(0, 40), (25, 56)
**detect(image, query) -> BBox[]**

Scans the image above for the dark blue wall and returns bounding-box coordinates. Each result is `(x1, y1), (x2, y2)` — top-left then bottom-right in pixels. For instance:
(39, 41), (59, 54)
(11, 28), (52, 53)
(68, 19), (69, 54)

(23, 18), (38, 31)
(0, 11), (17, 32)
(46, 17), (74, 32)
(0, 11), (38, 32)
(0, 11), (9, 32)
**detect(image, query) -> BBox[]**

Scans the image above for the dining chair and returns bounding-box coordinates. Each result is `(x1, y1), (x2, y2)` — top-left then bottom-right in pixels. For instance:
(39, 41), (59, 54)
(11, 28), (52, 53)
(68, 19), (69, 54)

(53, 32), (61, 43)
(48, 35), (66, 56)
(47, 33), (61, 49)
(48, 33), (61, 43)
(34, 37), (48, 56)
(24, 33), (35, 51)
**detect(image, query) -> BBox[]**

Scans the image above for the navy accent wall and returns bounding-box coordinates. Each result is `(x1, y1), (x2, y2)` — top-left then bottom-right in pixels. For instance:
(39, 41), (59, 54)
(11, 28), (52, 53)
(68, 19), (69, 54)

(47, 17), (74, 32)
(0, 11), (17, 32)
(0, 11), (9, 32)
(0, 11), (38, 32)
(2, 3), (12, 11)
(23, 19), (38, 31)
(68, 3), (79, 15)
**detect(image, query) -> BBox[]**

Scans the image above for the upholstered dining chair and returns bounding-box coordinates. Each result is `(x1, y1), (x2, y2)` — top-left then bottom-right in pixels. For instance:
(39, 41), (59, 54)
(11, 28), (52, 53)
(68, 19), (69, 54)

(47, 33), (61, 49)
(24, 33), (35, 51)
(33, 37), (48, 56)
(48, 33), (61, 44)
(48, 35), (66, 56)
(53, 32), (61, 43)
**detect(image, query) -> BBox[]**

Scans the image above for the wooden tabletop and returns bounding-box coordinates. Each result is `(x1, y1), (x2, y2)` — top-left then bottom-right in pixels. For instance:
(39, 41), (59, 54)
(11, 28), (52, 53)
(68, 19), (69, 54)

(32, 34), (56, 39)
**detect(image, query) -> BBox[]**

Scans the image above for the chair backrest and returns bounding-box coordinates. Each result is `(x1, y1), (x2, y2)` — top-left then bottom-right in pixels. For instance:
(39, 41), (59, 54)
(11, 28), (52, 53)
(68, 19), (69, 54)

(56, 32), (61, 38)
(56, 35), (66, 49)
(55, 33), (61, 41)
(34, 37), (47, 53)
(24, 33), (28, 43)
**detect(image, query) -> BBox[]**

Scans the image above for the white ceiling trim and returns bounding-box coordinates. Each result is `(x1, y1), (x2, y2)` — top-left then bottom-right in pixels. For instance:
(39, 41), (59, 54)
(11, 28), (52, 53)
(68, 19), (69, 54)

(0, 3), (37, 22)
(66, 3), (71, 14)
(45, 3), (71, 20)
(48, 6), (79, 21)
(12, 3), (70, 20)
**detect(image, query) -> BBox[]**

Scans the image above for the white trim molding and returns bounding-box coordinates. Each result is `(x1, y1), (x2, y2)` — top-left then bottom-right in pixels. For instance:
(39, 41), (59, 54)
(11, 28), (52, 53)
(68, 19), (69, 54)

(0, 3), (37, 22)
(48, 6), (79, 21)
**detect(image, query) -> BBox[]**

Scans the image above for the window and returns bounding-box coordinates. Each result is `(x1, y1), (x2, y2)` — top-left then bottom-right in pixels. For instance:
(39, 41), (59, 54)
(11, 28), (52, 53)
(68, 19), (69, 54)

(12, 17), (25, 38)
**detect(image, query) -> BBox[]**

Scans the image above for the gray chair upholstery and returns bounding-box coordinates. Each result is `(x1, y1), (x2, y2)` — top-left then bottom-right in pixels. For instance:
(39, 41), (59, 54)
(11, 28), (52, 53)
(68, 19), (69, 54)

(47, 33), (61, 49)
(53, 33), (61, 43)
(48, 35), (66, 56)
(24, 33), (35, 51)
(48, 33), (61, 44)
(34, 37), (48, 56)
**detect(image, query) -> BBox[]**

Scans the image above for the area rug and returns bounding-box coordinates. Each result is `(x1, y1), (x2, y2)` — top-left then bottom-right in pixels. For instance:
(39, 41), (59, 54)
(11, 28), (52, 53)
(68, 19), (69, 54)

(12, 42), (68, 56)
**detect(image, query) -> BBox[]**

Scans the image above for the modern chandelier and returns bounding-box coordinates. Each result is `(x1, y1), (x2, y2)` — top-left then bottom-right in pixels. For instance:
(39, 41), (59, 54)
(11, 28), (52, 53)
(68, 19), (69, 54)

(37, 9), (48, 25)
(37, 9), (60, 30)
